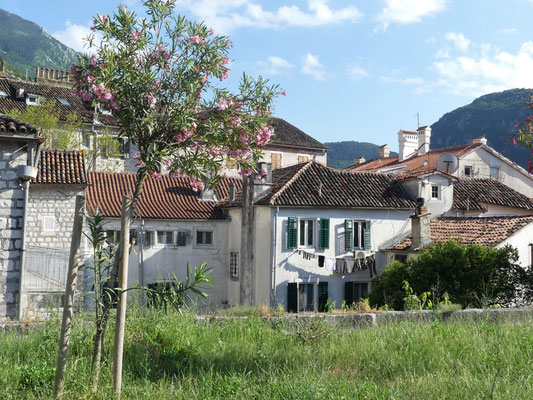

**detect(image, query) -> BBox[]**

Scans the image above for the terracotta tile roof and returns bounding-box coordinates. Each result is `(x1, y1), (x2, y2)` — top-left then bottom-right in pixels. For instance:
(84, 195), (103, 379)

(254, 161), (415, 209)
(453, 179), (533, 212)
(0, 77), (119, 126)
(345, 143), (482, 174)
(87, 171), (242, 220)
(267, 117), (329, 151)
(34, 149), (87, 185)
(0, 113), (41, 134)
(387, 216), (533, 250)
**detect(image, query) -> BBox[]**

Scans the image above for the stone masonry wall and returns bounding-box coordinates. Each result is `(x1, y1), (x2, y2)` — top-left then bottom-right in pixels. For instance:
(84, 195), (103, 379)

(26, 186), (84, 250)
(0, 143), (27, 319)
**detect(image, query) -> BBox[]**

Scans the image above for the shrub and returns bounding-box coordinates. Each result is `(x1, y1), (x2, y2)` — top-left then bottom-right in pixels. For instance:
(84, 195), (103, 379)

(370, 239), (533, 309)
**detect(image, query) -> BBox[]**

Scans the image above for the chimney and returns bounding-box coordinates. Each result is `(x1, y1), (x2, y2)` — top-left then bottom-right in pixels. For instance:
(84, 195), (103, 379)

(398, 130), (418, 161)
(411, 198), (431, 249)
(472, 137), (487, 145)
(229, 182), (236, 202)
(353, 157), (366, 165)
(0, 61), (5, 77)
(253, 161), (272, 200)
(417, 126), (431, 156)
(34, 66), (74, 87)
(378, 144), (390, 159)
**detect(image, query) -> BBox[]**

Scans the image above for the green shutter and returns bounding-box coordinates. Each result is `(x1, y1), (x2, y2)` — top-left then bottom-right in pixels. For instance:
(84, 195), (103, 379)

(344, 219), (353, 251)
(318, 282), (329, 312)
(287, 283), (298, 313)
(363, 220), (372, 250)
(344, 281), (354, 306)
(319, 218), (330, 249)
(287, 217), (298, 249)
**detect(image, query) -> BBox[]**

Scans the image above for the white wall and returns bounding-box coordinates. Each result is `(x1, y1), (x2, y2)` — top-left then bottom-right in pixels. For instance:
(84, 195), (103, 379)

(401, 175), (454, 218)
(272, 207), (412, 311)
(499, 223), (533, 268)
(444, 204), (533, 218)
(459, 147), (533, 197)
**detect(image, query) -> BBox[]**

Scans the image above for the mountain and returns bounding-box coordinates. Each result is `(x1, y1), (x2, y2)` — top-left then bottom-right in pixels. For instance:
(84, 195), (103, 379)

(0, 9), (78, 79)
(325, 141), (398, 169)
(430, 89), (532, 169)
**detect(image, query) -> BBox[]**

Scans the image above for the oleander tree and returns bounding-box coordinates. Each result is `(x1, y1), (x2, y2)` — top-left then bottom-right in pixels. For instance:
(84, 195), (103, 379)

(514, 94), (533, 173)
(65, 0), (283, 396)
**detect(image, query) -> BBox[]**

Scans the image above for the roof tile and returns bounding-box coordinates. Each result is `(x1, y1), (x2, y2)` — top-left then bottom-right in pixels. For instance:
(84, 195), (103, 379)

(34, 149), (87, 185)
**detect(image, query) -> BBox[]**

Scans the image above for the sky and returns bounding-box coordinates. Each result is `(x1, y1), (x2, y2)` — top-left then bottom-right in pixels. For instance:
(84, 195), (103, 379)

(1, 0), (533, 151)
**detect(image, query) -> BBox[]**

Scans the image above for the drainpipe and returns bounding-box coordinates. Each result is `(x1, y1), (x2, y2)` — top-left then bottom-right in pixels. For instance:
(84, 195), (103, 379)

(18, 141), (42, 320)
(271, 206), (279, 307)
(139, 219), (144, 287)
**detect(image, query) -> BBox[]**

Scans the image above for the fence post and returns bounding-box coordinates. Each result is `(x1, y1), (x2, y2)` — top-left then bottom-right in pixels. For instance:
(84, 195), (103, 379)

(54, 195), (85, 399)
(113, 196), (132, 397)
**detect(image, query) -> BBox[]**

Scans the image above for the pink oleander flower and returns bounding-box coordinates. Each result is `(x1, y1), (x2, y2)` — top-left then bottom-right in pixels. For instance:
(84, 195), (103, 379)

(512, 137), (517, 145)
(90, 55), (97, 67)
(134, 151), (141, 158)
(255, 124), (273, 146)
(201, 75), (208, 84)
(87, 75), (94, 84)
(166, 159), (172, 168)
(242, 167), (254, 177)
(140, 161), (146, 167)
(260, 168), (268, 177)
(101, 14), (108, 22)
(221, 57), (231, 65)
(152, 171), (161, 180)
(220, 70), (229, 80)
(281, 91), (286, 96)
(145, 93), (157, 105)
(131, 30), (141, 41)
(215, 98), (233, 110)
(188, 35), (203, 44)
(208, 27), (215, 35)
(189, 178), (205, 192)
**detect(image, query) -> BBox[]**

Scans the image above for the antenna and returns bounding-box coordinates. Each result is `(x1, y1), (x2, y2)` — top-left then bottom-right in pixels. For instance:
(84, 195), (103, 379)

(416, 112), (420, 128)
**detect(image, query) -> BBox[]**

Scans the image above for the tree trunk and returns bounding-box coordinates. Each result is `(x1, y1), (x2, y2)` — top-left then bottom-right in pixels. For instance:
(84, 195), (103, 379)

(54, 195), (85, 399)
(112, 196), (132, 397)
(89, 170), (147, 394)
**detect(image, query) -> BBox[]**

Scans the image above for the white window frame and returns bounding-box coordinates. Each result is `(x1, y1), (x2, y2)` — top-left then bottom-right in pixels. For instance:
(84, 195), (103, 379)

(353, 220), (367, 250)
(26, 94), (41, 106)
(431, 184), (441, 200)
(42, 216), (56, 233)
(195, 229), (214, 247)
(299, 219), (315, 249)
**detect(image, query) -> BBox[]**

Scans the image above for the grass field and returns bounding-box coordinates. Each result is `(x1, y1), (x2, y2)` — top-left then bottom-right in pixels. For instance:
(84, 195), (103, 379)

(1, 308), (533, 399)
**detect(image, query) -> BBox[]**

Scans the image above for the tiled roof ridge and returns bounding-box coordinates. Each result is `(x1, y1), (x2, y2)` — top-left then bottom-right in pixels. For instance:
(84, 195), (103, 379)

(0, 113), (41, 134)
(267, 161), (314, 205)
(437, 215), (533, 222)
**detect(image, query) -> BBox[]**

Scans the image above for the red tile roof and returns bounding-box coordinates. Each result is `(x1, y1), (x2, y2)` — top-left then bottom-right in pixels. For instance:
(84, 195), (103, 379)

(0, 113), (40, 134)
(0, 77), (118, 126)
(253, 161), (415, 209)
(345, 143), (482, 175)
(388, 216), (533, 250)
(34, 149), (87, 185)
(453, 179), (533, 212)
(87, 172), (242, 220)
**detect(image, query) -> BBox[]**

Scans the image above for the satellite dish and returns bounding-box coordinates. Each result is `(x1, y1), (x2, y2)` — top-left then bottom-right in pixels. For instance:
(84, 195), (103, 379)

(436, 152), (459, 174)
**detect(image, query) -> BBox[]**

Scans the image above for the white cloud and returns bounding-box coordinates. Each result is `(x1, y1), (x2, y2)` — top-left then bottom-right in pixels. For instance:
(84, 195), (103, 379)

(380, 76), (424, 85)
(425, 36), (437, 44)
(445, 32), (470, 52)
(376, 0), (447, 30)
(257, 56), (294, 74)
(432, 41), (533, 96)
(347, 65), (368, 80)
(498, 28), (517, 34)
(301, 53), (326, 80)
(52, 20), (101, 54)
(178, 0), (362, 34)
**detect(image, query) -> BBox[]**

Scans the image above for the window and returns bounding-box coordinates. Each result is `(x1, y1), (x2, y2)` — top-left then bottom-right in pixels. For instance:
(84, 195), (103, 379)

(196, 230), (213, 245)
(176, 231), (187, 246)
(394, 254), (408, 263)
(145, 231), (155, 247)
(431, 185), (440, 200)
(106, 230), (120, 243)
(464, 166), (472, 177)
(0, 90), (8, 98)
(299, 219), (314, 248)
(288, 282), (329, 313)
(271, 152), (282, 170)
(157, 231), (174, 245)
(230, 251), (239, 280)
(344, 282), (368, 306)
(298, 155), (309, 164)
(118, 138), (131, 158)
(490, 166), (500, 180)
(42, 216), (56, 232)
(56, 97), (70, 106)
(287, 217), (298, 250)
(318, 218), (330, 249)
(352, 221), (371, 250)
(26, 95), (41, 105)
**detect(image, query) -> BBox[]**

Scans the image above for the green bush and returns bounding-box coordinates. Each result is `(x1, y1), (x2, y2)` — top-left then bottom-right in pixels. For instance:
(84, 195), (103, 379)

(370, 239), (533, 309)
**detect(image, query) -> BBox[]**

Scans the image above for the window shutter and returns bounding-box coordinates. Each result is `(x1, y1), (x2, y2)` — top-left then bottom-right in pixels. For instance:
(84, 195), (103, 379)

(287, 283), (298, 313)
(176, 231), (187, 246)
(344, 220), (353, 251)
(344, 281), (354, 306)
(145, 231), (155, 247)
(287, 217), (298, 249)
(319, 218), (330, 249)
(363, 220), (372, 251)
(318, 282), (329, 312)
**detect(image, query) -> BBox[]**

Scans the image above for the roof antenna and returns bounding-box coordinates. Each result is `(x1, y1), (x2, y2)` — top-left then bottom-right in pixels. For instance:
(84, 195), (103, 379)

(416, 112), (420, 129)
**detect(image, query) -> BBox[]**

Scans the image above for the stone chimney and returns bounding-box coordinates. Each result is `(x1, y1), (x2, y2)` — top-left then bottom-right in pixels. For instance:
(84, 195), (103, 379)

(253, 161), (272, 200)
(0, 61), (5, 77)
(417, 126), (431, 156)
(35, 67), (74, 87)
(353, 157), (366, 165)
(398, 130), (418, 162)
(378, 144), (390, 159)
(472, 137), (487, 145)
(411, 198), (431, 249)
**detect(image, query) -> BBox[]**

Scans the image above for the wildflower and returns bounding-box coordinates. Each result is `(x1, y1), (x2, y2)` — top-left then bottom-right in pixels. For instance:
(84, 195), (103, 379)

(281, 91), (286, 96)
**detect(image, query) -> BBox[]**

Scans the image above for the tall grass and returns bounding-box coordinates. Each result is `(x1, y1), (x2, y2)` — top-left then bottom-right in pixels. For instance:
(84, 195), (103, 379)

(1, 308), (533, 399)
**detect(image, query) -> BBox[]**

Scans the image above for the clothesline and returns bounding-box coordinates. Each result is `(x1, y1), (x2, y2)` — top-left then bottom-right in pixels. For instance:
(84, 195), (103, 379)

(296, 250), (378, 277)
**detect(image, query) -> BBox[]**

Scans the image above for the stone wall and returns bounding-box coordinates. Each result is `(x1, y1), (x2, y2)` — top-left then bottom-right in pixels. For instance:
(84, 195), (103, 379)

(0, 143), (28, 319)
(26, 185), (85, 250)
